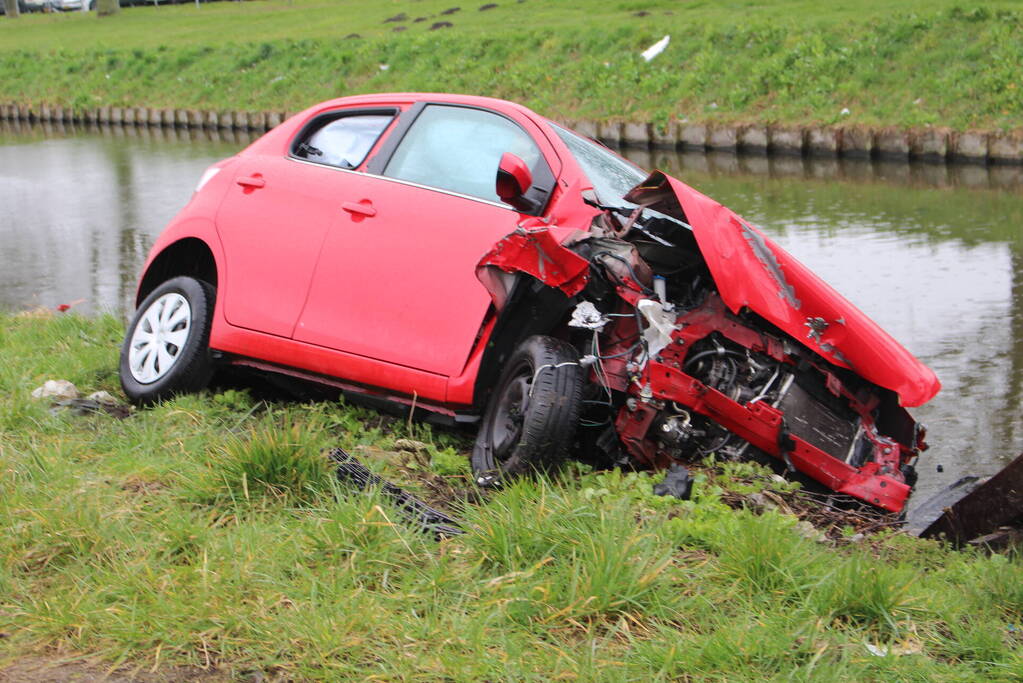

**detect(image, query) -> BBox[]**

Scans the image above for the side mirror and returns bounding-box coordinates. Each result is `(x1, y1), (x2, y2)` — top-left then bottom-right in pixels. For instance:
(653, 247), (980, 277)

(495, 152), (533, 210)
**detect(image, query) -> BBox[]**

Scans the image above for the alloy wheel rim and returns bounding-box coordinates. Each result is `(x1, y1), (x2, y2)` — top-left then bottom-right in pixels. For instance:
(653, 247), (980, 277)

(128, 292), (191, 384)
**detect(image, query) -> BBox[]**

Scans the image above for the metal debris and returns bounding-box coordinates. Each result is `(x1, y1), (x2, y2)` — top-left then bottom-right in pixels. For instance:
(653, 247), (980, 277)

(328, 448), (464, 538)
(911, 452), (1023, 545)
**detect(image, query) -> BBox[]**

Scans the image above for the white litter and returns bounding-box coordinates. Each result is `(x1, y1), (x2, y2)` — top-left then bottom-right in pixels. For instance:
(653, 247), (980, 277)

(641, 35), (670, 62)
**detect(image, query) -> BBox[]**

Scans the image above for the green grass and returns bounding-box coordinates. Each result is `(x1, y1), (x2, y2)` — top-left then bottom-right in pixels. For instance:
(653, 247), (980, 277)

(1, 1), (1022, 130)
(2, 311), (1023, 679)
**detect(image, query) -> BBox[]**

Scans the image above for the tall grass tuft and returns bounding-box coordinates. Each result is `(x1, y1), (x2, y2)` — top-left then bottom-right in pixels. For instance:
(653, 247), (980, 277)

(810, 554), (920, 635)
(716, 511), (823, 599)
(187, 412), (332, 507)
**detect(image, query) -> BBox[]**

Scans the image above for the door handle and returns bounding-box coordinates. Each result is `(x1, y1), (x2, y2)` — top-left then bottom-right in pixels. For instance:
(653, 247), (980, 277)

(342, 200), (377, 218)
(236, 175), (266, 189)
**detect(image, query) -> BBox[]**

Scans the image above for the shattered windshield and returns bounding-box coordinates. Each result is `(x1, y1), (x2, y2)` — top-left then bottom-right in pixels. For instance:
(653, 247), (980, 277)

(551, 122), (647, 206)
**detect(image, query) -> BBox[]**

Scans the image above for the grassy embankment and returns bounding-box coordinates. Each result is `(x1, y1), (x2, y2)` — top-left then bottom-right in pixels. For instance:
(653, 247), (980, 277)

(2, 311), (1023, 679)
(0, 0), (1022, 131)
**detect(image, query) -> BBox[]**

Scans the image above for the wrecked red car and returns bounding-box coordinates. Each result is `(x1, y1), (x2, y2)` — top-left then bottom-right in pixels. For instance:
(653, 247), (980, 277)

(120, 93), (940, 512)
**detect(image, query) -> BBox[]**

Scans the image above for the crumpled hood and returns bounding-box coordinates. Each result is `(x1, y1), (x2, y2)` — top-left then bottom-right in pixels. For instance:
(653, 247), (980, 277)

(624, 171), (941, 407)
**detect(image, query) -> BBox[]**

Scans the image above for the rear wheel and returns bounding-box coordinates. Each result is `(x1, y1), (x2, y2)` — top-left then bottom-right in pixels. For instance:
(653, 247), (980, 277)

(119, 276), (215, 405)
(471, 335), (583, 486)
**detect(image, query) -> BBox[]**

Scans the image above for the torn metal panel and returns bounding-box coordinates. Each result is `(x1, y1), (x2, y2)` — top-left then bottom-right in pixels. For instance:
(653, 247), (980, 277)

(476, 225), (590, 308)
(739, 219), (801, 310)
(645, 171), (940, 408)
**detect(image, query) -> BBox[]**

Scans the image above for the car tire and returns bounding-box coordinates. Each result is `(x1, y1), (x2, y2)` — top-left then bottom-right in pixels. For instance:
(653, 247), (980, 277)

(119, 276), (216, 405)
(471, 335), (583, 486)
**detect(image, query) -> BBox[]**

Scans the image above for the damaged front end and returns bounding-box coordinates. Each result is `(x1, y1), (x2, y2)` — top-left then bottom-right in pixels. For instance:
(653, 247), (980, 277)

(477, 171), (939, 513)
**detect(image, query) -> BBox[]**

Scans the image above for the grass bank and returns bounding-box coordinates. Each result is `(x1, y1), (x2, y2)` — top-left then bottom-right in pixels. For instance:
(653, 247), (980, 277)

(0, 1), (1022, 131)
(2, 311), (1023, 679)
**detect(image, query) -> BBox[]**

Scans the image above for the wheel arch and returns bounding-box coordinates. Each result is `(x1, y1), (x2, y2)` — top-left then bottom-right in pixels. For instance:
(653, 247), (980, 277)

(137, 237), (219, 308)
(471, 276), (576, 411)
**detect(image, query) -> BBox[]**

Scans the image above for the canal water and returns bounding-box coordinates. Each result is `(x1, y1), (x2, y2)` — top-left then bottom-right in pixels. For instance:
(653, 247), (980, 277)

(1, 120), (1020, 506)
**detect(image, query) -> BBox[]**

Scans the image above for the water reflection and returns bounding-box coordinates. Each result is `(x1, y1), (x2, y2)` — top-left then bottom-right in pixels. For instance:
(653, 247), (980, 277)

(0, 123), (1019, 505)
(625, 149), (1023, 193)
(0, 121), (251, 316)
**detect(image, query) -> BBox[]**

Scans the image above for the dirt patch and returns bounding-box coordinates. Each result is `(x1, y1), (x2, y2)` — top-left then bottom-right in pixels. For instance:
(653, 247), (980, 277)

(0, 656), (231, 682)
(391, 450), (481, 512)
(121, 476), (168, 496)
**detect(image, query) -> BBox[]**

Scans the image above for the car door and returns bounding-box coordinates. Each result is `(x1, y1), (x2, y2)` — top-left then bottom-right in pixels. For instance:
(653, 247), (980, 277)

(294, 103), (559, 379)
(214, 110), (395, 337)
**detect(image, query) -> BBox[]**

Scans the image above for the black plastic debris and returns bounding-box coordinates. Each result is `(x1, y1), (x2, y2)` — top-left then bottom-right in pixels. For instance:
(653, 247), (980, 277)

(911, 452), (1023, 545)
(49, 398), (132, 419)
(652, 463), (694, 500)
(328, 448), (464, 538)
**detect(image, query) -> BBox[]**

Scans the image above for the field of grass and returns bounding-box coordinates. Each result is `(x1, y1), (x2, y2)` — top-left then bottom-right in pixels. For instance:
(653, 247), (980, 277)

(2, 311), (1023, 679)
(1, 1), (1022, 130)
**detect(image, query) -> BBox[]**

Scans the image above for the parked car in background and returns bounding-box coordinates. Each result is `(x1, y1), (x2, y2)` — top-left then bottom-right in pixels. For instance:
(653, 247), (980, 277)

(50, 0), (96, 10)
(19, 0), (55, 11)
(119, 93), (940, 513)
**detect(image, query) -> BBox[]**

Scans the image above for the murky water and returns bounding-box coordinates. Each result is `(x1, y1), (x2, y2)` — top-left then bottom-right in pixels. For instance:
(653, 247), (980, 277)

(2, 121), (1020, 505)
(0, 121), (253, 316)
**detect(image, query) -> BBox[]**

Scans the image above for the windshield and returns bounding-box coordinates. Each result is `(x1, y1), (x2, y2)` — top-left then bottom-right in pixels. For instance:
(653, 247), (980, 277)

(550, 122), (647, 206)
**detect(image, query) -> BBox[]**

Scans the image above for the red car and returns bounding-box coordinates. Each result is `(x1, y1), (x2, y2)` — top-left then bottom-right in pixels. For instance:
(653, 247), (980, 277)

(120, 93), (940, 512)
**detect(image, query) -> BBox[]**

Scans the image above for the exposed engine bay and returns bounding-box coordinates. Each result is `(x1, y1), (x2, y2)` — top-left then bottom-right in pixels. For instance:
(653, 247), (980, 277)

(477, 171), (931, 513)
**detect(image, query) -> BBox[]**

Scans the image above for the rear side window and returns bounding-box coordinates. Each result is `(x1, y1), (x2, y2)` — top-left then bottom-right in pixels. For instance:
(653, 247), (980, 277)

(293, 114), (394, 170)
(383, 105), (543, 202)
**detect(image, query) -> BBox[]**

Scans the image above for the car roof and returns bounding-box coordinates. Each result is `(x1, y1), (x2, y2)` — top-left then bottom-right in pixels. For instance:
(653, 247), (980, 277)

(303, 92), (540, 118)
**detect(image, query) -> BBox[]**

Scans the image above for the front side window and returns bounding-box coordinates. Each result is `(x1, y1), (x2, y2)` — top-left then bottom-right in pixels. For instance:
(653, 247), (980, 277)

(293, 114), (394, 169)
(383, 105), (543, 203)
(551, 123), (646, 206)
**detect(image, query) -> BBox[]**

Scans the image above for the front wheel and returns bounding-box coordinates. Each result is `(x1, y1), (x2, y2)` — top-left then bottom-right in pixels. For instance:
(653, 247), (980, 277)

(119, 276), (215, 405)
(471, 335), (584, 486)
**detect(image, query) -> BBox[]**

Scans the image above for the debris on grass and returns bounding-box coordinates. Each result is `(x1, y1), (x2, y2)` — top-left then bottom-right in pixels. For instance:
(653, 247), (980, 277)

(652, 463), (693, 500)
(48, 397), (133, 419)
(30, 379), (133, 418)
(393, 438), (430, 454)
(329, 448), (464, 539)
(697, 461), (905, 543)
(31, 379), (79, 400)
(640, 34), (670, 62)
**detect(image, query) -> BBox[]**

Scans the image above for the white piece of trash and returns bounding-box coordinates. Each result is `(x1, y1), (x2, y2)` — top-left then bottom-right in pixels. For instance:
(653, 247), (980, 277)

(641, 35), (670, 62)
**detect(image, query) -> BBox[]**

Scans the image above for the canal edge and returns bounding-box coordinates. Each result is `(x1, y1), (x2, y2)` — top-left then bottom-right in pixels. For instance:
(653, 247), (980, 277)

(0, 102), (1020, 166)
